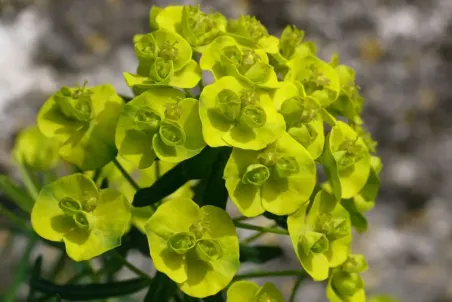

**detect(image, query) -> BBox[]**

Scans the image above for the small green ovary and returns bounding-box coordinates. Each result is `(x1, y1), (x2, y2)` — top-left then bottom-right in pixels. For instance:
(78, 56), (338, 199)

(59, 197), (82, 216)
(134, 107), (161, 132)
(74, 211), (90, 230)
(196, 239), (223, 262)
(243, 164), (270, 186)
(168, 232), (197, 255)
(159, 120), (186, 146)
(55, 84), (93, 123)
(300, 231), (329, 255)
(275, 156), (299, 178)
(332, 272), (364, 298)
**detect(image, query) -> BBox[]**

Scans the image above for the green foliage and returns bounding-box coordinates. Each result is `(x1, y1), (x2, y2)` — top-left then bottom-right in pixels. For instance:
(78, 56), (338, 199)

(4, 4), (385, 302)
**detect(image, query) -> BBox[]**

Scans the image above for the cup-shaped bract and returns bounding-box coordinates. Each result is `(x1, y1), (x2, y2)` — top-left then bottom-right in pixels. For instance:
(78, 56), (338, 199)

(227, 281), (284, 302)
(285, 55), (340, 107)
(288, 190), (352, 281)
(101, 157), (193, 233)
(115, 87), (205, 168)
(12, 125), (60, 171)
(200, 35), (279, 89)
(321, 121), (371, 200)
(144, 198), (240, 298)
(151, 5), (227, 52)
(224, 132), (316, 217)
(327, 53), (364, 124)
(37, 84), (124, 171)
(327, 254), (368, 302)
(199, 76), (285, 150)
(125, 29), (201, 92)
(273, 82), (325, 159)
(226, 15), (279, 54)
(31, 173), (131, 261)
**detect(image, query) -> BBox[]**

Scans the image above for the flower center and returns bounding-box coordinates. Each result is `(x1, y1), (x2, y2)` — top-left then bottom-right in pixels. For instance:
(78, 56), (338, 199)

(59, 197), (82, 216)
(134, 107), (161, 132)
(332, 272), (364, 298)
(196, 239), (222, 261)
(242, 164), (270, 186)
(168, 232), (196, 255)
(159, 120), (186, 146)
(55, 82), (93, 123)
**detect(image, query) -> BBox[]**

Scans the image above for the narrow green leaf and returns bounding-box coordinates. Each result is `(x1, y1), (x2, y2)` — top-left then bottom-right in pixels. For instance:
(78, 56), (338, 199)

(263, 212), (288, 230)
(0, 175), (34, 213)
(133, 147), (221, 207)
(193, 147), (231, 209)
(144, 272), (177, 302)
(239, 244), (284, 264)
(30, 277), (150, 300)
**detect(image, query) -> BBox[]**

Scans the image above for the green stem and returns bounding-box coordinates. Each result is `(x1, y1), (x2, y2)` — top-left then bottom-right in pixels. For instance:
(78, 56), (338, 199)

(198, 79), (205, 92)
(183, 89), (195, 98)
(0, 204), (28, 228)
(232, 215), (250, 222)
(234, 221), (289, 235)
(241, 223), (277, 244)
(233, 270), (304, 281)
(3, 234), (37, 302)
(289, 274), (305, 302)
(112, 158), (140, 191)
(49, 251), (67, 281)
(112, 251), (151, 281)
(17, 163), (40, 200)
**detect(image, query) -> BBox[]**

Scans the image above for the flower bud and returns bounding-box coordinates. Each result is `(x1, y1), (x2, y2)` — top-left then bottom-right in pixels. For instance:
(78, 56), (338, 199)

(216, 89), (241, 122)
(134, 33), (158, 61)
(239, 105), (267, 128)
(220, 45), (242, 66)
(242, 164), (270, 186)
(196, 239), (223, 261)
(150, 57), (172, 82)
(342, 255), (368, 274)
(229, 15), (267, 43)
(332, 272), (364, 298)
(168, 232), (196, 255)
(134, 107), (161, 132)
(158, 40), (179, 61)
(159, 120), (186, 146)
(279, 25), (304, 59)
(55, 85), (93, 123)
(59, 197), (82, 216)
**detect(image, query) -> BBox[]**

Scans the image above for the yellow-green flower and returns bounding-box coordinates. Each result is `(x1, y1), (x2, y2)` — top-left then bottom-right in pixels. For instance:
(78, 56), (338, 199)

(115, 87), (205, 168)
(227, 281), (284, 302)
(199, 76), (285, 150)
(224, 132), (316, 217)
(327, 254), (368, 302)
(37, 83), (124, 171)
(273, 81), (325, 159)
(12, 125), (60, 171)
(151, 5), (227, 52)
(200, 35), (279, 89)
(31, 173), (131, 261)
(101, 157), (193, 233)
(321, 121), (371, 200)
(145, 198), (240, 298)
(285, 54), (340, 107)
(288, 190), (352, 281)
(124, 29), (201, 92)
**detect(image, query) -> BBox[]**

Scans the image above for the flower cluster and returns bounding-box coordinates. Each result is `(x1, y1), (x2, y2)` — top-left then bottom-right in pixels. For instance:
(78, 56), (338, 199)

(14, 4), (382, 301)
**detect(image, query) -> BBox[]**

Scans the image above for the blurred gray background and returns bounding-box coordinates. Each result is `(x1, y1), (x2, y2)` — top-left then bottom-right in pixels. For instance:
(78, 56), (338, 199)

(1, 0), (452, 301)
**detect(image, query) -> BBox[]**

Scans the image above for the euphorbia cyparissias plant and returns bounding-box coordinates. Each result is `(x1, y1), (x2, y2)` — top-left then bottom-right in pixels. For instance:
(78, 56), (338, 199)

(14, 3), (383, 302)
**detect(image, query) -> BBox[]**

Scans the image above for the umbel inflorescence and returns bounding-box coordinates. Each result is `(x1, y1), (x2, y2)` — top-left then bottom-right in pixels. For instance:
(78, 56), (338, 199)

(12, 4), (381, 302)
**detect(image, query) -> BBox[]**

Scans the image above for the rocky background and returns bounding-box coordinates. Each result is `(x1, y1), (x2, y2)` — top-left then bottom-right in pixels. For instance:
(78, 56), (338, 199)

(1, 0), (452, 301)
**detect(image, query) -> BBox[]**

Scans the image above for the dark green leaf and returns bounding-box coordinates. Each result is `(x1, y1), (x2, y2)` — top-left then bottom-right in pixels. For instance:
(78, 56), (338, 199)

(203, 291), (225, 302)
(341, 199), (368, 233)
(193, 147), (231, 209)
(239, 244), (284, 264)
(144, 272), (177, 302)
(133, 147), (222, 207)
(263, 212), (288, 229)
(30, 277), (150, 300)
(0, 175), (34, 213)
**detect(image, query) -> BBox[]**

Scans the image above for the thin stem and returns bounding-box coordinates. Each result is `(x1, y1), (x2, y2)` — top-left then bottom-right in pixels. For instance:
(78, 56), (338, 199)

(184, 89), (195, 98)
(17, 163), (40, 200)
(232, 215), (250, 222)
(289, 274), (306, 302)
(233, 270), (304, 281)
(234, 221), (289, 235)
(112, 251), (151, 281)
(241, 223), (277, 244)
(49, 251), (67, 281)
(113, 158), (140, 191)
(0, 204), (28, 229)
